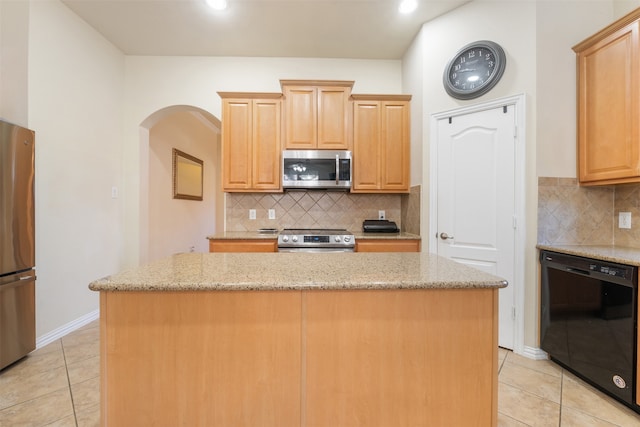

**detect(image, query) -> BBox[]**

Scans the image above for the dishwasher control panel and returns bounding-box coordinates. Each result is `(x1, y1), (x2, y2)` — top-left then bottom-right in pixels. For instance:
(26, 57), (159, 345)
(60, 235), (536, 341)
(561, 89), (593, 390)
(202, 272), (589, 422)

(588, 263), (629, 278)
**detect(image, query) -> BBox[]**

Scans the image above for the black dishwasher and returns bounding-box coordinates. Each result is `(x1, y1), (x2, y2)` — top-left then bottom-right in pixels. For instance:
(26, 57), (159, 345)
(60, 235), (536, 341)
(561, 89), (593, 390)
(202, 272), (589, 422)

(540, 250), (638, 411)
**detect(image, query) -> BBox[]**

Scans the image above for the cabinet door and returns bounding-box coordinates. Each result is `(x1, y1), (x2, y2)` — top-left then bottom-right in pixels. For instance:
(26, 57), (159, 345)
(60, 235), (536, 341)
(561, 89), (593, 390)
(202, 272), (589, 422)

(222, 99), (252, 190)
(283, 86), (317, 149)
(355, 239), (420, 252)
(352, 100), (381, 191)
(576, 19), (640, 184)
(209, 239), (277, 252)
(352, 98), (410, 193)
(252, 99), (282, 190)
(381, 101), (410, 191)
(317, 86), (350, 149)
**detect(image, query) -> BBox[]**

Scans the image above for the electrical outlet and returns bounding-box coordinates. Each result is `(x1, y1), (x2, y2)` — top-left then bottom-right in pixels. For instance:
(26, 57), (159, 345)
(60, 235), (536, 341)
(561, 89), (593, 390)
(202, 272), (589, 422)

(619, 211), (632, 229)
(378, 210), (385, 220)
(111, 186), (118, 199)
(249, 209), (256, 220)
(268, 209), (276, 219)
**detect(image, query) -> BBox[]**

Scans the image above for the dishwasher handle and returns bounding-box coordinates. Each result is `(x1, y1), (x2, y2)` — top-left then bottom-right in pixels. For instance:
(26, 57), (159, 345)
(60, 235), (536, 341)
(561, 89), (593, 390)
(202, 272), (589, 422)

(565, 267), (591, 276)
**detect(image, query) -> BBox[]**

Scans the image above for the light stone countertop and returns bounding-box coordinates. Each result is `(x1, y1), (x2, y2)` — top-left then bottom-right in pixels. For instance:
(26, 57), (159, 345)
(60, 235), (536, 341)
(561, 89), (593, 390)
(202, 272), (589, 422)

(207, 230), (421, 240)
(537, 244), (640, 266)
(89, 252), (506, 292)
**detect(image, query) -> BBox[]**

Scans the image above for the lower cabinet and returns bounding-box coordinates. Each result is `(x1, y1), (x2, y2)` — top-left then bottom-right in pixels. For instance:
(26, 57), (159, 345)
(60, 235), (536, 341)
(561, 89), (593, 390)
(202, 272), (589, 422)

(355, 239), (420, 252)
(100, 288), (498, 426)
(209, 239), (277, 252)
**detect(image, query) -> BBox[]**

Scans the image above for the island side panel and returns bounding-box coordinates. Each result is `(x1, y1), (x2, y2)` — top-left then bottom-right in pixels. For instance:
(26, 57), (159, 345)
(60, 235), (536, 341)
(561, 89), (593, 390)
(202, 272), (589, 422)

(303, 288), (498, 427)
(100, 291), (302, 427)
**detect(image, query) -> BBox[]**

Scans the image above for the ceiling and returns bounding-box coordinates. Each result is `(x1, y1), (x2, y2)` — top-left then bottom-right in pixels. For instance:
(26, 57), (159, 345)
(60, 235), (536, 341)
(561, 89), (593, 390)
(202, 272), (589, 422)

(61, 0), (470, 60)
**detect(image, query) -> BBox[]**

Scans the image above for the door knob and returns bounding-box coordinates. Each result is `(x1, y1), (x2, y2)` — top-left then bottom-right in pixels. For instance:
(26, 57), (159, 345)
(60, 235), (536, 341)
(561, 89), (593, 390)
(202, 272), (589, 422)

(439, 232), (454, 240)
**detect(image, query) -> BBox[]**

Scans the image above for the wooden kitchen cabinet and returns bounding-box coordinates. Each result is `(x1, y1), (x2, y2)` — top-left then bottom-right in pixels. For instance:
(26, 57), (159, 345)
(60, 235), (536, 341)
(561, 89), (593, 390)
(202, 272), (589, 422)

(355, 239), (420, 252)
(281, 80), (353, 150)
(209, 239), (277, 252)
(574, 8), (640, 185)
(351, 95), (411, 192)
(219, 92), (282, 192)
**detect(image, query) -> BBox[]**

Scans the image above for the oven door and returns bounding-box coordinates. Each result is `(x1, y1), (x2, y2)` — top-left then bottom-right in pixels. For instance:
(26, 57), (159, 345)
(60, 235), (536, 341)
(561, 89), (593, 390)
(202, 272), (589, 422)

(278, 247), (354, 253)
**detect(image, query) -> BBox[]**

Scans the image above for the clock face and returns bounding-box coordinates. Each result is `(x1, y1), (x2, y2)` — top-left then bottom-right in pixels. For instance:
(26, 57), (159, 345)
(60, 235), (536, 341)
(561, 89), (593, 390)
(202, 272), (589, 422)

(443, 41), (506, 100)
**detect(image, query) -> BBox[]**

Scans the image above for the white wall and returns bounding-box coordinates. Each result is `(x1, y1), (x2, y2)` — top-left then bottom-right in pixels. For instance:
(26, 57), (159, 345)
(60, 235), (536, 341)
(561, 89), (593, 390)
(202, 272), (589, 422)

(28, 0), (125, 336)
(404, 0), (637, 350)
(148, 111), (218, 260)
(122, 57), (404, 267)
(536, 1), (614, 178)
(0, 0), (29, 125)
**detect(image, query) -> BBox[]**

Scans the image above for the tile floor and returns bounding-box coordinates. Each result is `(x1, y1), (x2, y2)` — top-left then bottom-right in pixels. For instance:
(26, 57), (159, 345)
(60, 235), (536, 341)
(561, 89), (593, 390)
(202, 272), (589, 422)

(1, 320), (640, 426)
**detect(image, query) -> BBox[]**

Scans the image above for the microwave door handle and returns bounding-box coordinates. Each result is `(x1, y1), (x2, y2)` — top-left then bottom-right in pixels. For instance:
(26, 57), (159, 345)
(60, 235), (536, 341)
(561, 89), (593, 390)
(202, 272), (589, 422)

(336, 155), (339, 185)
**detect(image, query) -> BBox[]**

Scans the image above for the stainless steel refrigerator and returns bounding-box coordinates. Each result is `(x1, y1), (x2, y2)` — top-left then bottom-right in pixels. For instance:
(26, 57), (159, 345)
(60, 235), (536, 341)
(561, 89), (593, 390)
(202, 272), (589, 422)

(0, 120), (35, 370)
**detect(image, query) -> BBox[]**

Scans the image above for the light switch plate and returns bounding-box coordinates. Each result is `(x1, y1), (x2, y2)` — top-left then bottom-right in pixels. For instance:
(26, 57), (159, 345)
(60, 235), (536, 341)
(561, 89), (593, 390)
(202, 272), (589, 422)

(619, 211), (632, 229)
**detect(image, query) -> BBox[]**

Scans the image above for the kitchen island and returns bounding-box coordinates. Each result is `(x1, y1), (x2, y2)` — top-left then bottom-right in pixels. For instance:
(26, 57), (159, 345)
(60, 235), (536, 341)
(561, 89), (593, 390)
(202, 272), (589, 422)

(90, 252), (506, 427)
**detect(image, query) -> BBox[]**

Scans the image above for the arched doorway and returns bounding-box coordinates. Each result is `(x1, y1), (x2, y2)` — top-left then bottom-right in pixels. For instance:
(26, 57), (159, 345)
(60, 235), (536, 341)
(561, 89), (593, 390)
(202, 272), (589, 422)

(139, 106), (222, 263)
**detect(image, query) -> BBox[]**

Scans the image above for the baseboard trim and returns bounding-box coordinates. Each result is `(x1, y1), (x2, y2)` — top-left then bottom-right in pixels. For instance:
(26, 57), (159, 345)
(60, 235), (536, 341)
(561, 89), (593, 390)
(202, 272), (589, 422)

(36, 309), (99, 349)
(520, 345), (548, 360)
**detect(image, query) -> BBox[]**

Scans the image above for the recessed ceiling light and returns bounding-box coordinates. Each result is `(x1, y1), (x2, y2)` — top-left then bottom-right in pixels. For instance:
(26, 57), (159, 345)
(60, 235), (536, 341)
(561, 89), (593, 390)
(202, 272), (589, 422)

(206, 0), (227, 10)
(399, 0), (417, 14)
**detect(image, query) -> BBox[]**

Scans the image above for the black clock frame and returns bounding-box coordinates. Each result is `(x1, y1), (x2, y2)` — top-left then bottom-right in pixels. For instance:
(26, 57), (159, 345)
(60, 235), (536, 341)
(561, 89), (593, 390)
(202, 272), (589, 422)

(443, 40), (506, 100)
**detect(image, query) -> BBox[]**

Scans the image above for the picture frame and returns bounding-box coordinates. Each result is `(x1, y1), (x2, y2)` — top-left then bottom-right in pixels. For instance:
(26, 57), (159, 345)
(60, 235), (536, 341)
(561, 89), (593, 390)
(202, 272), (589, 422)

(173, 148), (203, 201)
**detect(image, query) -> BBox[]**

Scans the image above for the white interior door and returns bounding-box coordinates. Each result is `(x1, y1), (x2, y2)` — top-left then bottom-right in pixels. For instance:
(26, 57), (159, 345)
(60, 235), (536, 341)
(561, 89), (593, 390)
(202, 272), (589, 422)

(435, 105), (516, 349)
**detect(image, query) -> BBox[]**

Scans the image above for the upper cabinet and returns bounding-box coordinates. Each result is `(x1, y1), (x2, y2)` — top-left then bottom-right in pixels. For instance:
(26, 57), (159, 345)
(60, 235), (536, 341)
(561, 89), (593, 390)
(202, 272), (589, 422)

(219, 92), (282, 192)
(351, 95), (411, 193)
(281, 80), (353, 150)
(574, 8), (640, 185)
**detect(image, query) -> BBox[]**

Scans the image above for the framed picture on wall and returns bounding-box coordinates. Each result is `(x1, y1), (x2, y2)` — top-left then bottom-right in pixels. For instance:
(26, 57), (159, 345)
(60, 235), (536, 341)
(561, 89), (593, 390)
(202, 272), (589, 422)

(173, 148), (203, 201)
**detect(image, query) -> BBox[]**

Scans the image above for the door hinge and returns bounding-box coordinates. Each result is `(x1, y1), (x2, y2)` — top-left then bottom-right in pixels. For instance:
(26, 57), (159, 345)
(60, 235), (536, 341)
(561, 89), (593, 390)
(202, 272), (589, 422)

(512, 216), (517, 229)
(512, 307), (516, 320)
(513, 126), (517, 138)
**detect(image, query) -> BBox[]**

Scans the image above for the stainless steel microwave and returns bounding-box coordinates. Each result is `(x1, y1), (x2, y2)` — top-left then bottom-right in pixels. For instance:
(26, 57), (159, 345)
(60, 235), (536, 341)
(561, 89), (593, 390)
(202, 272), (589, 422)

(282, 150), (352, 190)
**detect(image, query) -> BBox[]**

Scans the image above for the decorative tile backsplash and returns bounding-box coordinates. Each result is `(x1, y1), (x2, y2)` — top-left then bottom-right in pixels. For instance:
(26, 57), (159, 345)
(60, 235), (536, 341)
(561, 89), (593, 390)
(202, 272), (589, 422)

(537, 177), (614, 245)
(613, 183), (640, 247)
(226, 186), (421, 234)
(539, 177), (640, 248)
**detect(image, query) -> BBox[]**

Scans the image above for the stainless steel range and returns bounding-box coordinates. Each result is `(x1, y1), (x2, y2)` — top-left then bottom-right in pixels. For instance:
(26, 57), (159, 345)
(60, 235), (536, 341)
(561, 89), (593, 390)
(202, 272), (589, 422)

(277, 228), (355, 252)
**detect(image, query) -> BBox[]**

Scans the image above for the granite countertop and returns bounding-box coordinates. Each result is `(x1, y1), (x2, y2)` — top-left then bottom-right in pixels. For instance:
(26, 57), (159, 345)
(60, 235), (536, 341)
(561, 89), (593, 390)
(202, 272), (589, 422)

(89, 252), (506, 292)
(537, 244), (640, 266)
(207, 230), (421, 240)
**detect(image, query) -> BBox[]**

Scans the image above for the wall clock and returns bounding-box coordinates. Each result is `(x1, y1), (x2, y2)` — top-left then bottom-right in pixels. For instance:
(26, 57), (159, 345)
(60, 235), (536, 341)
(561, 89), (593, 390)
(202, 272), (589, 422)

(443, 40), (506, 100)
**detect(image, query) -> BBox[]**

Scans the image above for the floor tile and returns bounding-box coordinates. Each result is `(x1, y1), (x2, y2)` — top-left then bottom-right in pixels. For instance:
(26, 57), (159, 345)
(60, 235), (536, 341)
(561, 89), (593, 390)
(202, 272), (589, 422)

(0, 365), (69, 410)
(498, 411), (530, 426)
(0, 388), (74, 426)
(498, 381), (560, 426)
(500, 361), (561, 404)
(70, 376), (100, 414)
(560, 406), (620, 427)
(561, 372), (640, 426)
(75, 402), (100, 427)
(67, 354), (99, 385)
(504, 352), (562, 378)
